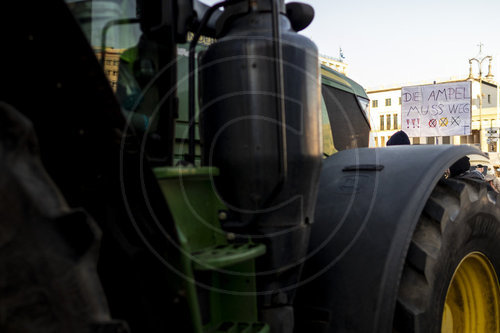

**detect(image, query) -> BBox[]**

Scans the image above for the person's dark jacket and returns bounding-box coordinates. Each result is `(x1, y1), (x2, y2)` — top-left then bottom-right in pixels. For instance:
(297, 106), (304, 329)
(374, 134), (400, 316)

(449, 156), (470, 177)
(386, 131), (410, 146)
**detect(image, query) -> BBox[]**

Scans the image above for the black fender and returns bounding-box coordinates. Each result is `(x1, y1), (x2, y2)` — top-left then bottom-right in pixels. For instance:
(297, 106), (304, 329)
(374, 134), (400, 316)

(295, 144), (483, 333)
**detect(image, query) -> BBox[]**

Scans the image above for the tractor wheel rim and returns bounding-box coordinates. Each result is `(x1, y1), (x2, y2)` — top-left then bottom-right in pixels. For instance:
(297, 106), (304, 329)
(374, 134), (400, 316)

(441, 252), (500, 333)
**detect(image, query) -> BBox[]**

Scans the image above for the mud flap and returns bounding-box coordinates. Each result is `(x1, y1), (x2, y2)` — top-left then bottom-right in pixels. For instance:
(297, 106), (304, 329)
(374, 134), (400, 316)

(294, 144), (485, 333)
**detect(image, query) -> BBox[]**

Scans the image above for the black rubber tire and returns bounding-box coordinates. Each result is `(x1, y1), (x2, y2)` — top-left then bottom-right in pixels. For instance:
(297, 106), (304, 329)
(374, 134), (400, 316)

(0, 102), (127, 333)
(394, 177), (500, 332)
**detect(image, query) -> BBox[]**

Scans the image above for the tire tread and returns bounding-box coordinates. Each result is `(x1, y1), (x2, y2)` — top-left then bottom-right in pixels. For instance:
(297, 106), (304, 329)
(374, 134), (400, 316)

(394, 177), (497, 333)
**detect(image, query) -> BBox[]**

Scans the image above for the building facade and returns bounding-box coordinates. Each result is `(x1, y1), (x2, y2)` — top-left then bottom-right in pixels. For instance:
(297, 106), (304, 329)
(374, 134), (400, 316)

(367, 78), (500, 163)
(320, 55), (347, 75)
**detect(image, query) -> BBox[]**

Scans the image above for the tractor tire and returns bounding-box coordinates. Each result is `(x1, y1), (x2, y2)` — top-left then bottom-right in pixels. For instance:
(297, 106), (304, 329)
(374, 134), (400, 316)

(394, 176), (500, 332)
(0, 102), (127, 333)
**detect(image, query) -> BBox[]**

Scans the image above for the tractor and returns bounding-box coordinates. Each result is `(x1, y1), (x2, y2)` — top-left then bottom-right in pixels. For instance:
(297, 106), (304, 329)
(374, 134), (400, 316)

(1, 0), (499, 332)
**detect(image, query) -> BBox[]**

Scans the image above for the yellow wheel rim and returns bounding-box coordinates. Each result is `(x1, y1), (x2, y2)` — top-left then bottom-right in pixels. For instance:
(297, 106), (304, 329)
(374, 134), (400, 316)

(442, 252), (500, 333)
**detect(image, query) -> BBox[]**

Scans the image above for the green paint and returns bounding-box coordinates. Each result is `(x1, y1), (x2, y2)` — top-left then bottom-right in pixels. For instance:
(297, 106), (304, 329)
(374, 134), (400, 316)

(321, 65), (368, 99)
(155, 166), (226, 252)
(155, 167), (268, 332)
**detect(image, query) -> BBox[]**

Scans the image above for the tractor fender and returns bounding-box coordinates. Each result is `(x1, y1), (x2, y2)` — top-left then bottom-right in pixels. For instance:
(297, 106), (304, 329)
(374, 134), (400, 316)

(295, 144), (483, 333)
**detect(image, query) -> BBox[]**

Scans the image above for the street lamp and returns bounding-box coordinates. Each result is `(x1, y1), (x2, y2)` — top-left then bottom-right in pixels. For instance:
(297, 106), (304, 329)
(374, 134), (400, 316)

(469, 54), (493, 151)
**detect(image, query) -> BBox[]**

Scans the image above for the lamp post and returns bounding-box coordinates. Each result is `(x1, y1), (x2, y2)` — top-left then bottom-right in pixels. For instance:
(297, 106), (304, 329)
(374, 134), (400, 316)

(469, 53), (493, 151)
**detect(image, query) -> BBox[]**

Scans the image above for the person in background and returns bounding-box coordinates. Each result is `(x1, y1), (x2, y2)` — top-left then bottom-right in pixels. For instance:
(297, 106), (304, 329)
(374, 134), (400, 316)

(493, 175), (500, 192)
(449, 156), (471, 178)
(470, 164), (485, 180)
(386, 131), (410, 146)
(486, 173), (500, 192)
(485, 174), (499, 193)
(475, 164), (485, 175)
(449, 156), (486, 181)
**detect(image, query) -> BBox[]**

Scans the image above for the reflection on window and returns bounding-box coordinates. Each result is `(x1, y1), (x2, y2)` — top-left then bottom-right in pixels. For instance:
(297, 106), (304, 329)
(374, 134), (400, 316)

(380, 115), (384, 130)
(357, 96), (369, 117)
(321, 96), (336, 156)
(65, 0), (183, 164)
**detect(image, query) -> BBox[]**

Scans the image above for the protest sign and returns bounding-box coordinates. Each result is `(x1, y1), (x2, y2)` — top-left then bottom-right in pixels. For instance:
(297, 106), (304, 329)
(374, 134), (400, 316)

(401, 81), (471, 137)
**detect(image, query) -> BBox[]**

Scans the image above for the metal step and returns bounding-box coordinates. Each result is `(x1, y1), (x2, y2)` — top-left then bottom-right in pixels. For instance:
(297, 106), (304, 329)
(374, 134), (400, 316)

(192, 243), (266, 271)
(212, 322), (269, 333)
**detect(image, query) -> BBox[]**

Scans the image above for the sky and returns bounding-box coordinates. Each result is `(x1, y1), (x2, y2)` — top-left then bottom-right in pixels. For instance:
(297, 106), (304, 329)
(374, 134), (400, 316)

(298, 0), (500, 88)
(199, 0), (500, 89)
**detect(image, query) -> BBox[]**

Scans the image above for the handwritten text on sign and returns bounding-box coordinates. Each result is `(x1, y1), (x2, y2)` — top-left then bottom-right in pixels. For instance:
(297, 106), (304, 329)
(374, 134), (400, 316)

(401, 81), (471, 137)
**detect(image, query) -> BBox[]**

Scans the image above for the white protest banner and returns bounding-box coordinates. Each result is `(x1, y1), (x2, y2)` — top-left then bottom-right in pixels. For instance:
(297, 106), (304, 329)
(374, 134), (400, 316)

(401, 81), (471, 137)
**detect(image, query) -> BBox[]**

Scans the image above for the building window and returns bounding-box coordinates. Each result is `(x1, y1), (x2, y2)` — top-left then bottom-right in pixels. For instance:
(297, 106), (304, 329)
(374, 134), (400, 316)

(488, 94), (491, 104)
(412, 137), (420, 144)
(393, 114), (398, 129)
(385, 98), (391, 106)
(386, 114), (391, 130)
(427, 137), (435, 145)
(472, 130), (480, 144)
(489, 141), (497, 152)
(381, 136), (385, 146)
(459, 131), (480, 144)
(399, 97), (402, 105)
(374, 137), (378, 147)
(372, 100), (378, 108)
(442, 136), (451, 144)
(380, 115), (385, 130)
